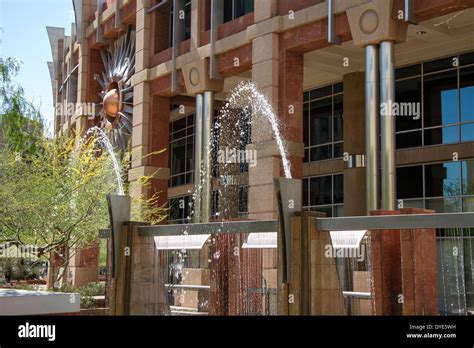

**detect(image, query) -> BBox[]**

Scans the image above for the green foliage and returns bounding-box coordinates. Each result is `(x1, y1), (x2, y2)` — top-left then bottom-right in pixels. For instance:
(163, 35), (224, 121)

(58, 281), (105, 309)
(0, 56), (168, 291)
(129, 149), (169, 225)
(0, 57), (44, 153)
(0, 135), (116, 287)
(10, 283), (39, 291)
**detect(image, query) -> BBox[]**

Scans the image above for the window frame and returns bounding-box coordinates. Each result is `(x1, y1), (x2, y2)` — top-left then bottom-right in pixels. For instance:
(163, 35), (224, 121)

(395, 51), (474, 149)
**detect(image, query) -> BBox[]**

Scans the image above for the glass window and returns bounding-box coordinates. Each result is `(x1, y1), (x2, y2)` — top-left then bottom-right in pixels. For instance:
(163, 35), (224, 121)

(310, 97), (332, 146)
(424, 70), (458, 128)
(168, 195), (193, 224)
(304, 83), (343, 163)
(310, 144), (331, 162)
(396, 64), (421, 79)
(333, 174), (343, 204)
(303, 174), (344, 217)
(462, 160), (474, 196)
(171, 139), (186, 177)
(224, 0), (254, 23)
(426, 197), (462, 213)
(425, 162), (461, 198)
(303, 178), (309, 207)
(395, 77), (422, 132)
(424, 56), (456, 74)
(310, 85), (332, 100)
(303, 91), (310, 103)
(238, 185), (248, 217)
(333, 82), (343, 94)
(333, 142), (344, 159)
(395, 52), (474, 150)
(460, 67), (474, 123)
(424, 125), (459, 146)
(461, 52), (474, 66)
(333, 95), (343, 142)
(397, 165), (423, 199)
(461, 123), (474, 142)
(170, 114), (195, 187)
(310, 176), (332, 206)
(396, 130), (422, 149)
(303, 103), (309, 146)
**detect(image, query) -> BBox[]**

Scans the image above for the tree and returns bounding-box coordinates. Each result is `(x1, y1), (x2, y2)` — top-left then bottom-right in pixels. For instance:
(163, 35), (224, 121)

(0, 57), (44, 153)
(0, 135), (116, 288)
(0, 58), (167, 289)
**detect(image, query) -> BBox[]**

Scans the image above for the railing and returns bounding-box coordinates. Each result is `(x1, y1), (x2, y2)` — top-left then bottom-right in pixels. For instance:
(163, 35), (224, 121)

(99, 219), (278, 238)
(315, 212), (474, 231)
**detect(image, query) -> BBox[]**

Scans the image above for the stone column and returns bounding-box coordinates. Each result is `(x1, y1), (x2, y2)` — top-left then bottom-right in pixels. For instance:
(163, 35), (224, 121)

(343, 72), (366, 216)
(68, 0), (100, 288)
(130, 0), (171, 211)
(370, 210), (402, 315)
(111, 222), (169, 315)
(399, 208), (438, 315)
(250, 4), (304, 314)
(190, 0), (202, 50)
(284, 212), (346, 315)
(76, 0), (97, 136)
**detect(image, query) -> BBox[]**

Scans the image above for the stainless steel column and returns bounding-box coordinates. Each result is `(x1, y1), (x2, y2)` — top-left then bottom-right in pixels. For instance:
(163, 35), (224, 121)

(194, 93), (204, 223)
(201, 91), (214, 222)
(365, 44), (380, 213)
(380, 41), (396, 210)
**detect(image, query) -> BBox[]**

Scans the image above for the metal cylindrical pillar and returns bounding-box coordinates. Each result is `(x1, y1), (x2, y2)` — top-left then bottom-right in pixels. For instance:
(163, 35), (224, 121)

(201, 91), (215, 223)
(380, 41), (396, 210)
(194, 93), (204, 223)
(365, 44), (380, 213)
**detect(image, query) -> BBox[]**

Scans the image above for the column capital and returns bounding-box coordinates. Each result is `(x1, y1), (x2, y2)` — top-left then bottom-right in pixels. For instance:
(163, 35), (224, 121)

(346, 0), (408, 47)
(181, 58), (224, 95)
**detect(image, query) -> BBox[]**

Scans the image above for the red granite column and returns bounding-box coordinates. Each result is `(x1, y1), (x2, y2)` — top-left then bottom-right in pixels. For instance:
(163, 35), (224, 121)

(147, 96), (171, 210)
(278, 48), (304, 180)
(87, 49), (103, 106)
(209, 234), (231, 315)
(370, 210), (402, 315)
(399, 208), (438, 315)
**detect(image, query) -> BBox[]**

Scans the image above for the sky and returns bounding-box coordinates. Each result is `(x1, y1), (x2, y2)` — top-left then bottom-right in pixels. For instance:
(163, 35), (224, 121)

(1, 0), (74, 135)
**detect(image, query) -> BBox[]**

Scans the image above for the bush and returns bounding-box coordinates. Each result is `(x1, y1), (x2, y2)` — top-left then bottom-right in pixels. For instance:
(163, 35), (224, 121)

(58, 282), (105, 309)
(12, 283), (39, 291)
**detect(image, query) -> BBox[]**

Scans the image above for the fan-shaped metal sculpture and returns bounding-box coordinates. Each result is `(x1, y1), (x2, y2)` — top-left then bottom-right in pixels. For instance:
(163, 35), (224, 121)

(97, 27), (135, 152)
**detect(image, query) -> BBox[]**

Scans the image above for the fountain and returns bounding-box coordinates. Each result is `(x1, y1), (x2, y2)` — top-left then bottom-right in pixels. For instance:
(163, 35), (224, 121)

(84, 126), (125, 195)
(216, 81), (292, 180)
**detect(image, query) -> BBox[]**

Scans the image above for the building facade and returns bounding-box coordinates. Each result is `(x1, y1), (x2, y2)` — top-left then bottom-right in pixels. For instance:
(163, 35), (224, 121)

(48, 0), (474, 315)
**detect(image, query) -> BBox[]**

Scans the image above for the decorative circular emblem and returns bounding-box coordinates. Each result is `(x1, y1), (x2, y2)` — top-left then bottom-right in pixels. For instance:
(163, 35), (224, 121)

(360, 9), (379, 34)
(103, 80), (123, 130)
(189, 67), (200, 87)
(97, 27), (135, 151)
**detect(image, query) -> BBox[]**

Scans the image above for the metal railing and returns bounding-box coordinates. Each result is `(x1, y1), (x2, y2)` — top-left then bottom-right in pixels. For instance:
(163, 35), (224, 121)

(315, 212), (474, 231)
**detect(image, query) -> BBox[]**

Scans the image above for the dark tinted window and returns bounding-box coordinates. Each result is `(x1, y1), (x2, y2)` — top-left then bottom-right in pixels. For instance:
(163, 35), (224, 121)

(460, 66), (474, 123)
(224, 0), (254, 23)
(396, 64), (421, 79)
(333, 174), (343, 204)
(310, 176), (332, 206)
(424, 70), (458, 127)
(425, 162), (461, 198)
(395, 77), (422, 132)
(424, 56), (456, 74)
(310, 97), (332, 146)
(397, 166), (423, 199)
